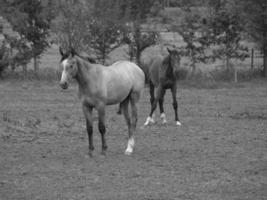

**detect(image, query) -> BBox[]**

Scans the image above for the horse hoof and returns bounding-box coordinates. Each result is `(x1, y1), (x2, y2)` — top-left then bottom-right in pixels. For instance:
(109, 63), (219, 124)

(117, 110), (122, 115)
(101, 151), (107, 156)
(162, 120), (167, 124)
(140, 125), (146, 129)
(125, 150), (133, 155)
(88, 151), (93, 158)
(176, 121), (182, 126)
(144, 116), (155, 126)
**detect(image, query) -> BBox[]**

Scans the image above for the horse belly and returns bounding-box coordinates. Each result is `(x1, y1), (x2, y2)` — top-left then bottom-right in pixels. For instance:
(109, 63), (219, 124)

(162, 79), (175, 89)
(105, 79), (132, 105)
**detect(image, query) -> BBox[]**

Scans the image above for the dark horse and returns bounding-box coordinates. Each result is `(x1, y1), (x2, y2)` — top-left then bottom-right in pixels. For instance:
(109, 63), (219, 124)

(143, 48), (182, 126)
(59, 48), (145, 156)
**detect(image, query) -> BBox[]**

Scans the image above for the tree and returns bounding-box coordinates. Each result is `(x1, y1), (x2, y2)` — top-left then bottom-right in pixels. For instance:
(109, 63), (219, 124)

(171, 6), (213, 76)
(52, 0), (92, 52)
(0, 41), (9, 78)
(119, 0), (157, 65)
(4, 34), (32, 78)
(240, 0), (267, 77)
(208, 1), (248, 72)
(1, 0), (52, 77)
(124, 23), (158, 66)
(87, 0), (126, 64)
(52, 0), (125, 64)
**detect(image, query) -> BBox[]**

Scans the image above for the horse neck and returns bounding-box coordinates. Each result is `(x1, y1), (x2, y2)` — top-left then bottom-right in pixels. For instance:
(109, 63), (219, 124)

(163, 55), (174, 78)
(75, 56), (95, 89)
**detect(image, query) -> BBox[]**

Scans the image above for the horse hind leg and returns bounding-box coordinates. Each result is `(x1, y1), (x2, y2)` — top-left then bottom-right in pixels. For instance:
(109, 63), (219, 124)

(144, 83), (156, 126)
(97, 104), (108, 155)
(120, 97), (134, 155)
(125, 91), (141, 155)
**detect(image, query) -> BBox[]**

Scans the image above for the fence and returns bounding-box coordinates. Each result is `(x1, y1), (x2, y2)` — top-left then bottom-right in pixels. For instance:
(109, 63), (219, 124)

(250, 48), (263, 69)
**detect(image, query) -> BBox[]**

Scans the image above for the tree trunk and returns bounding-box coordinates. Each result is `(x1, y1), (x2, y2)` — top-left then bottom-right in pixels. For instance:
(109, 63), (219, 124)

(191, 62), (196, 77)
(23, 64), (27, 80)
(128, 45), (134, 61)
(10, 48), (15, 73)
(102, 33), (106, 65)
(136, 49), (141, 67)
(263, 46), (267, 77)
(33, 56), (39, 78)
(226, 55), (230, 72)
(251, 48), (254, 69)
(187, 57), (196, 79)
(234, 66), (237, 83)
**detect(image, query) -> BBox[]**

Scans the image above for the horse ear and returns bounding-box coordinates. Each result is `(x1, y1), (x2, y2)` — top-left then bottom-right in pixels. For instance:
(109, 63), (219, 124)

(59, 46), (64, 56)
(167, 48), (172, 54)
(70, 48), (76, 57)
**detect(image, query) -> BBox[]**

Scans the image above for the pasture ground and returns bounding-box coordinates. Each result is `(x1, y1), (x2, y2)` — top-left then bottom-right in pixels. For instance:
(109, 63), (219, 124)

(0, 79), (266, 200)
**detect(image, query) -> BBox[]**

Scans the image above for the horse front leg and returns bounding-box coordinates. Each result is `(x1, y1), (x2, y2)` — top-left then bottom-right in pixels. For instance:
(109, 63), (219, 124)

(82, 103), (94, 157)
(159, 89), (167, 124)
(171, 85), (181, 126)
(97, 104), (108, 155)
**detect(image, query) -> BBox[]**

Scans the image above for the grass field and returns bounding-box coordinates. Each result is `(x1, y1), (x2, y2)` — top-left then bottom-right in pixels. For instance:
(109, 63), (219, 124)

(0, 78), (266, 200)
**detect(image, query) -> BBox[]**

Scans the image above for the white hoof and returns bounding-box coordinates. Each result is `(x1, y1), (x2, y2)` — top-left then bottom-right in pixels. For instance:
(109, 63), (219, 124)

(176, 121), (182, 126)
(125, 137), (134, 155)
(160, 113), (167, 124)
(144, 116), (155, 126)
(125, 149), (133, 155)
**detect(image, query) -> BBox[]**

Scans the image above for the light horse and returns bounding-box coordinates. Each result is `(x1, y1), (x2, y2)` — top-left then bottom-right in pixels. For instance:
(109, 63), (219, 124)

(59, 48), (145, 156)
(143, 48), (182, 126)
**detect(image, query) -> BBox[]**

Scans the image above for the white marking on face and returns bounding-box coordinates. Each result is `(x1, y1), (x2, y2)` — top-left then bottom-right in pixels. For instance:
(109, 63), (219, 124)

(60, 59), (69, 84)
(62, 59), (68, 69)
(125, 137), (135, 155)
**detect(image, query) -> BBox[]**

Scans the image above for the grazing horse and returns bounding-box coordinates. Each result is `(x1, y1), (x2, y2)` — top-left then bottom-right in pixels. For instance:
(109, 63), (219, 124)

(59, 48), (145, 156)
(143, 48), (182, 126)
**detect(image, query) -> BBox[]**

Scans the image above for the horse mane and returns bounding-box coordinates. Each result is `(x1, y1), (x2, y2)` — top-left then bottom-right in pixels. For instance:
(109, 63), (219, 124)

(77, 55), (97, 64)
(60, 50), (97, 64)
(162, 54), (173, 78)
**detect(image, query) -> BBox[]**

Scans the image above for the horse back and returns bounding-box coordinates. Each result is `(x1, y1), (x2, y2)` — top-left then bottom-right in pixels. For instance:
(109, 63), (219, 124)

(102, 61), (145, 99)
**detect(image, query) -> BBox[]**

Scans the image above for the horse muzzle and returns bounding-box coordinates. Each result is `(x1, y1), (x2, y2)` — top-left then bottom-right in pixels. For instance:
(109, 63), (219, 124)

(60, 81), (68, 90)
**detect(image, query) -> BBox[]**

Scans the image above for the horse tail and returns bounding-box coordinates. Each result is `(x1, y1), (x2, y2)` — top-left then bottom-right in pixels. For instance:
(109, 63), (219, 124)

(138, 61), (150, 85)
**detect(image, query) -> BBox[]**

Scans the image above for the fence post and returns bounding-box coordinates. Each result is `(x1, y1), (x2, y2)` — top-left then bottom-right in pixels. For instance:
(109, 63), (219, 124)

(251, 48), (254, 69)
(234, 67), (237, 83)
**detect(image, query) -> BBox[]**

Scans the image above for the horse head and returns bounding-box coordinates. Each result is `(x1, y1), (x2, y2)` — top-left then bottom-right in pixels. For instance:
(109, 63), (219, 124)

(167, 48), (181, 75)
(59, 47), (79, 89)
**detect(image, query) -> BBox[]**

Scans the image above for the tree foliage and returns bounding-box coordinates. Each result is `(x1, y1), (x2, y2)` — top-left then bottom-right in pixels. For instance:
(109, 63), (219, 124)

(119, 0), (158, 65)
(1, 0), (52, 76)
(239, 0), (267, 77)
(208, 0), (248, 71)
(51, 0), (92, 52)
(87, 0), (126, 64)
(52, 0), (126, 64)
(124, 24), (158, 65)
(0, 41), (9, 77)
(174, 7), (213, 74)
(170, 1), (248, 75)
